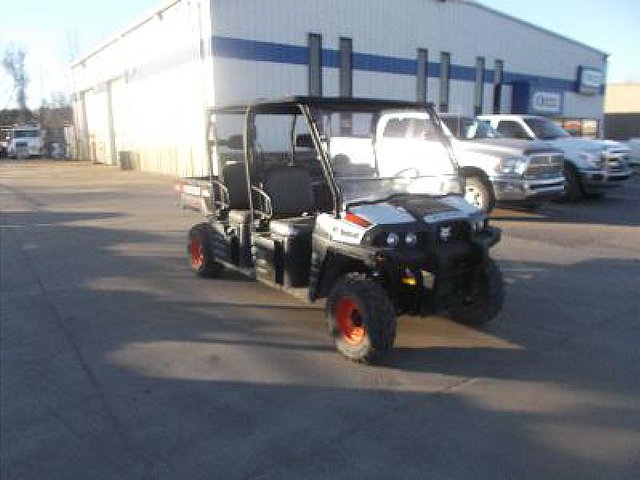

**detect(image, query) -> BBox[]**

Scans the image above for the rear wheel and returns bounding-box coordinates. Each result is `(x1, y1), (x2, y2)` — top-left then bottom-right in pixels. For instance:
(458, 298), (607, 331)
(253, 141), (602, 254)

(583, 191), (605, 199)
(326, 275), (397, 363)
(188, 224), (224, 278)
(449, 258), (504, 326)
(464, 176), (495, 212)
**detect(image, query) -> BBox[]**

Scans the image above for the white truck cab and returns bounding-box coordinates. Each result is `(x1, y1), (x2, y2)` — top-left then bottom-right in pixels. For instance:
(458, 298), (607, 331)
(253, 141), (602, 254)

(8, 125), (44, 158)
(478, 115), (632, 201)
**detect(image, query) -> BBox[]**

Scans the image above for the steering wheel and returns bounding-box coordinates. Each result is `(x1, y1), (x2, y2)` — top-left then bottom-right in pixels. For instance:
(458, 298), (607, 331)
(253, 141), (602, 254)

(392, 167), (420, 178)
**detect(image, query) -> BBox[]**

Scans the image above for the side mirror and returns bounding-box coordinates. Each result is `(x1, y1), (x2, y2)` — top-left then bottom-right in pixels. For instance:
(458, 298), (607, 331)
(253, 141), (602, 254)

(295, 133), (314, 148)
(222, 134), (244, 150)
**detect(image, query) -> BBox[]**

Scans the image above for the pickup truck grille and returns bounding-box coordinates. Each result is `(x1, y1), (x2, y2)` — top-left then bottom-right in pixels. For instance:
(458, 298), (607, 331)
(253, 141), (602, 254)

(524, 153), (563, 179)
(603, 150), (629, 172)
(15, 141), (28, 148)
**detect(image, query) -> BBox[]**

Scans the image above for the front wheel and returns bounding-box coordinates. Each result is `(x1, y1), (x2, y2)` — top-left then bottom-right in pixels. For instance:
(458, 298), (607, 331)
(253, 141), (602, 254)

(449, 258), (504, 326)
(326, 275), (397, 363)
(464, 176), (495, 212)
(556, 164), (582, 202)
(187, 224), (224, 278)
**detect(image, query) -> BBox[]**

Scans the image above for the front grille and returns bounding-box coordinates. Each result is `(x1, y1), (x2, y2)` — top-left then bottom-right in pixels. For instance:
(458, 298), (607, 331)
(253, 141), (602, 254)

(15, 141), (27, 147)
(524, 153), (563, 179)
(437, 220), (471, 244)
(603, 151), (629, 172)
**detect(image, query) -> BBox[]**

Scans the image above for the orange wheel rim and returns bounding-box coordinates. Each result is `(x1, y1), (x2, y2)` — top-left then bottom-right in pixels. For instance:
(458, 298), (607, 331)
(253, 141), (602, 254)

(189, 237), (204, 269)
(335, 297), (366, 345)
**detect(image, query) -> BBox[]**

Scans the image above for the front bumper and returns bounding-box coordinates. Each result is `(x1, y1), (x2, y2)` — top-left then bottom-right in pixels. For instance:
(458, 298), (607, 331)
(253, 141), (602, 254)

(372, 227), (501, 314)
(580, 168), (632, 192)
(491, 175), (565, 201)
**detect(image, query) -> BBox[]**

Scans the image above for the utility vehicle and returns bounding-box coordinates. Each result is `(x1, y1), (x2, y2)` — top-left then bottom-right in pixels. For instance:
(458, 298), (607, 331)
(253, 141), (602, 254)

(176, 97), (504, 363)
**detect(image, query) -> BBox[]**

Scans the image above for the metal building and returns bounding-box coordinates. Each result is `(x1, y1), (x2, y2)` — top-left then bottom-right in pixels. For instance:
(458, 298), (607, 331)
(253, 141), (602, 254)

(70, 0), (608, 177)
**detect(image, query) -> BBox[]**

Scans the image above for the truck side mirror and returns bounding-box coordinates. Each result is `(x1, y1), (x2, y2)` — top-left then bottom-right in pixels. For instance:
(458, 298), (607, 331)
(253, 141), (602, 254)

(295, 134), (314, 148)
(220, 134), (244, 150)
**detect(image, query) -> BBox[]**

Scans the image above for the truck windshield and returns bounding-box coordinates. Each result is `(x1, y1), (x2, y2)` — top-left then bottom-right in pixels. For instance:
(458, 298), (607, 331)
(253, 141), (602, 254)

(312, 107), (461, 205)
(523, 117), (570, 140)
(442, 116), (501, 140)
(13, 130), (40, 138)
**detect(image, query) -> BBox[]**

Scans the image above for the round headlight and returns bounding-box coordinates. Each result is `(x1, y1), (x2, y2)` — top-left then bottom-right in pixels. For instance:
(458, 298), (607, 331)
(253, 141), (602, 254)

(386, 232), (400, 247)
(405, 232), (418, 246)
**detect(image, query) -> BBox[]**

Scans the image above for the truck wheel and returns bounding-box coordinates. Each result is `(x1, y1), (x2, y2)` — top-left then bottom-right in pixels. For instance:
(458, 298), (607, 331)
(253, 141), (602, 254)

(326, 274), (397, 363)
(583, 191), (605, 199)
(558, 164), (582, 202)
(187, 224), (224, 278)
(449, 258), (504, 326)
(464, 176), (495, 212)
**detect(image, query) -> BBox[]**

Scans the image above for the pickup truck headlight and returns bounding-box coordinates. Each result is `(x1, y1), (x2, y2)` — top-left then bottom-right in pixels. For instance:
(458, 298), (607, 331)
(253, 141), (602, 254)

(495, 156), (528, 175)
(579, 151), (603, 169)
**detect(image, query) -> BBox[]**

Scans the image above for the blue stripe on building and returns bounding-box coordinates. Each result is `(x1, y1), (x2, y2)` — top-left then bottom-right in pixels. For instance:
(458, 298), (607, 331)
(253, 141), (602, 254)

(212, 35), (583, 94)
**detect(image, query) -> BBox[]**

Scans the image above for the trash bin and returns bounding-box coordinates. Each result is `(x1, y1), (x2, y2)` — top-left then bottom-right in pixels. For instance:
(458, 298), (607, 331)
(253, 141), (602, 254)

(119, 151), (133, 170)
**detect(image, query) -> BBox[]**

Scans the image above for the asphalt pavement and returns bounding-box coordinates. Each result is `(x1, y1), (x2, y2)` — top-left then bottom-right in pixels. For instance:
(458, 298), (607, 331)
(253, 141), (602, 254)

(1, 160), (639, 479)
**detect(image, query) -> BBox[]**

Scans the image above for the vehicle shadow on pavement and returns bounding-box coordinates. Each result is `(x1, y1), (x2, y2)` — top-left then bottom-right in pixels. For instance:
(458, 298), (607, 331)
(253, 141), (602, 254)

(492, 175), (640, 227)
(0, 210), (124, 227)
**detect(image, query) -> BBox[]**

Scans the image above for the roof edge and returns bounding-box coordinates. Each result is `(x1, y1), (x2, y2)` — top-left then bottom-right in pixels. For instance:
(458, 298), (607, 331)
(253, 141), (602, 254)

(70, 0), (182, 68)
(463, 1), (608, 58)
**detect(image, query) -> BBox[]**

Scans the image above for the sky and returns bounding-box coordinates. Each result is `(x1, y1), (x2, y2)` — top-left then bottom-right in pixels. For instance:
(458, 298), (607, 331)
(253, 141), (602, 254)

(1, 0), (639, 109)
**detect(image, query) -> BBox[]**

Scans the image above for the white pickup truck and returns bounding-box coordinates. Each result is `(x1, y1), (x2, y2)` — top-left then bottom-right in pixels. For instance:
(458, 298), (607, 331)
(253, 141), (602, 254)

(478, 114), (632, 201)
(440, 114), (564, 211)
(327, 111), (564, 211)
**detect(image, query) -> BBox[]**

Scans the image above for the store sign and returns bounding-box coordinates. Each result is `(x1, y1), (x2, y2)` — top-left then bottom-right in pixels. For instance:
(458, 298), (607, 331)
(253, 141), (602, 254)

(578, 67), (603, 95)
(530, 90), (563, 115)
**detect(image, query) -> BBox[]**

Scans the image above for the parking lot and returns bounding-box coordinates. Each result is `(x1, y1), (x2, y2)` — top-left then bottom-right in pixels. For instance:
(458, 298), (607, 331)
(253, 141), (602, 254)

(1, 159), (639, 479)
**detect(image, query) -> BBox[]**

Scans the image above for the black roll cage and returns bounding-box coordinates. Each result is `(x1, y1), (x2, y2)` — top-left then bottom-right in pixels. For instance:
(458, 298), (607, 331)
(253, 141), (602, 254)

(205, 96), (460, 219)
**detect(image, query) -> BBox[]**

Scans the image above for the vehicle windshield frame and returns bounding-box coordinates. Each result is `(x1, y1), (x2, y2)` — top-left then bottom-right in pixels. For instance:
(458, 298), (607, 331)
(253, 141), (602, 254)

(309, 103), (461, 209)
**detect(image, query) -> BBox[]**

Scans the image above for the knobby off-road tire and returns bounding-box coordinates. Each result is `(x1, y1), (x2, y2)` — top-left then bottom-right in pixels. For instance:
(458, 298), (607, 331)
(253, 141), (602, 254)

(464, 176), (496, 213)
(449, 258), (504, 326)
(326, 274), (397, 363)
(187, 224), (224, 278)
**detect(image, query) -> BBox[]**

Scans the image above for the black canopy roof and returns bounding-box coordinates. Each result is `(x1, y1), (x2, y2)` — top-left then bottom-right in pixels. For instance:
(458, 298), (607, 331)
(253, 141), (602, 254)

(211, 96), (433, 115)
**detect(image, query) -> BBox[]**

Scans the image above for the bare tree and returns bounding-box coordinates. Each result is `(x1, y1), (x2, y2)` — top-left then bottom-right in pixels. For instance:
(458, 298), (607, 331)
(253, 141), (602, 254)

(2, 44), (29, 111)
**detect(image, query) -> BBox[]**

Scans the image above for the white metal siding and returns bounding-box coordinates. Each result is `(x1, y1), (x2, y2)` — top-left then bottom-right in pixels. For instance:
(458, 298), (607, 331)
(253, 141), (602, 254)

(72, 0), (607, 176)
(71, 0), (214, 177)
(211, 0), (604, 116)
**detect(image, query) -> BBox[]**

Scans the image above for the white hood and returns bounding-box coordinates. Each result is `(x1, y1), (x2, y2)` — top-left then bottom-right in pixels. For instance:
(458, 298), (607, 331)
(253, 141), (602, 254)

(550, 136), (629, 154)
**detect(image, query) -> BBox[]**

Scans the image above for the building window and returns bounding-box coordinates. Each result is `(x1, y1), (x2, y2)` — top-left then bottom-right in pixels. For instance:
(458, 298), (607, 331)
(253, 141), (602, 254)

(308, 33), (322, 96)
(439, 52), (450, 112)
(416, 48), (428, 103)
(474, 56), (485, 115)
(493, 59), (504, 114)
(339, 37), (353, 98)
